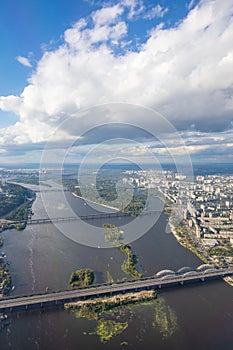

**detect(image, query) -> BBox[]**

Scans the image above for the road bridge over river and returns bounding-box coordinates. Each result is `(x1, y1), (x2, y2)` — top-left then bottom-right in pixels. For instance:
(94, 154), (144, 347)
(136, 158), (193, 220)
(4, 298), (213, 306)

(15, 210), (158, 225)
(0, 267), (232, 314)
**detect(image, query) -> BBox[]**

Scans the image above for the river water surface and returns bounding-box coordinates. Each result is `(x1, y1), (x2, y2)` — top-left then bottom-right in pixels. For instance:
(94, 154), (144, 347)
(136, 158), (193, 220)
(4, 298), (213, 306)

(0, 184), (232, 349)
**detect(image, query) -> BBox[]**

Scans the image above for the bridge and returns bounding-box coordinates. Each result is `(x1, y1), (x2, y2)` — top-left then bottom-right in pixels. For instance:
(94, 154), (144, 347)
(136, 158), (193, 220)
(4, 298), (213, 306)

(16, 210), (157, 226)
(34, 189), (70, 193)
(24, 212), (130, 225)
(0, 266), (232, 314)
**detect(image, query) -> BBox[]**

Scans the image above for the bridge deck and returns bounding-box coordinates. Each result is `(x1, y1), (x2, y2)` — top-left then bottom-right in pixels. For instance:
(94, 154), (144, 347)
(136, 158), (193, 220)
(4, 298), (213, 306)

(0, 268), (232, 313)
(15, 210), (157, 225)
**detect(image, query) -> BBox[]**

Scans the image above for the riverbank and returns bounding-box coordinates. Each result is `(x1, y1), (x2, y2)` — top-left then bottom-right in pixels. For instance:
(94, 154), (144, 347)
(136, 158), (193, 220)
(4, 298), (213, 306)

(0, 238), (12, 296)
(0, 183), (36, 232)
(0, 260), (12, 296)
(168, 222), (209, 264)
(1, 175), (233, 349)
(71, 192), (119, 211)
(223, 276), (233, 286)
(168, 219), (233, 287)
(154, 190), (211, 265)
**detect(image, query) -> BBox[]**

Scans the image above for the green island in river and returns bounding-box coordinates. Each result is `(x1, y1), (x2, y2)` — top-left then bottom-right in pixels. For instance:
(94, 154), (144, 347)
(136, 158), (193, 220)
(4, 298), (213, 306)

(65, 290), (157, 320)
(69, 268), (94, 288)
(65, 290), (158, 344)
(66, 223), (146, 343)
(102, 223), (143, 279)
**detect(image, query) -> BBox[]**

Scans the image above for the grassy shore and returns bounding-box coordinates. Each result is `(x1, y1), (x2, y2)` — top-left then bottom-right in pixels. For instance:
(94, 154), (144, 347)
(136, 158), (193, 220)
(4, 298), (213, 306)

(65, 290), (157, 320)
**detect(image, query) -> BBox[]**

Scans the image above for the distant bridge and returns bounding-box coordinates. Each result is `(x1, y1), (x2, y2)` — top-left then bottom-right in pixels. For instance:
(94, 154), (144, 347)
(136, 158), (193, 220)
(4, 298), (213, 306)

(15, 210), (157, 226)
(0, 266), (232, 314)
(34, 189), (69, 193)
(23, 212), (129, 225)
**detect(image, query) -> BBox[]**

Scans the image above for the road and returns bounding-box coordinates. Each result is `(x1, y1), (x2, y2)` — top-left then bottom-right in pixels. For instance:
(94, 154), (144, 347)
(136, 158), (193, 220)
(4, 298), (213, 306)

(0, 267), (232, 313)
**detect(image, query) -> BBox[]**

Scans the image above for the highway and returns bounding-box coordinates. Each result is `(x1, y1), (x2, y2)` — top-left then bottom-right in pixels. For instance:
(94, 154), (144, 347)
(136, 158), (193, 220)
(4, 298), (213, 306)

(0, 267), (232, 313)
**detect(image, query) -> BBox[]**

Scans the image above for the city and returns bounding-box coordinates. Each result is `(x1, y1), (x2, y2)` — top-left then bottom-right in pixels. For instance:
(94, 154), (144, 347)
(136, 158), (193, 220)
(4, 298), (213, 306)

(1, 0), (233, 349)
(125, 169), (233, 269)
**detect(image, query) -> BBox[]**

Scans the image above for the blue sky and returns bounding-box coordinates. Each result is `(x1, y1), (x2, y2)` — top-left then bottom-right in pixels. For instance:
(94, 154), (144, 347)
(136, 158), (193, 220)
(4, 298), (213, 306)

(0, 0), (233, 165)
(0, 0), (192, 96)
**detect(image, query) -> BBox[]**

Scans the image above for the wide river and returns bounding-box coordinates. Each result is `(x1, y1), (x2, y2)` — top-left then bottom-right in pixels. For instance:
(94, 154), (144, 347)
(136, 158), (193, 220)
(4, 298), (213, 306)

(0, 183), (232, 349)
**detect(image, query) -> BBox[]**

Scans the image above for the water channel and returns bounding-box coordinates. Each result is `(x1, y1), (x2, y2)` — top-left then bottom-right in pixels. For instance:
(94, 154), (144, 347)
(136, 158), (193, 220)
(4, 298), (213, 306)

(0, 183), (232, 349)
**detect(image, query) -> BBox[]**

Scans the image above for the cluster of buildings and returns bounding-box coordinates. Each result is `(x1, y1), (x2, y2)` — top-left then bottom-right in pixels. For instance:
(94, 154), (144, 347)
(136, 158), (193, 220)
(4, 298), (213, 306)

(183, 175), (233, 244)
(124, 169), (233, 254)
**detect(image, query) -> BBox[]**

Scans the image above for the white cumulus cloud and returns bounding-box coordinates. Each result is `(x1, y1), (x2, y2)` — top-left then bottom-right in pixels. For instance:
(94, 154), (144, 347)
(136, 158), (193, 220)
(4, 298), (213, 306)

(0, 0), (232, 163)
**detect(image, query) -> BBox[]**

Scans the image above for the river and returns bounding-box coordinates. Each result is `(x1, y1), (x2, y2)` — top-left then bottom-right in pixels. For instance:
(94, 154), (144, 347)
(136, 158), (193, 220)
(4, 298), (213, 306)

(0, 183), (232, 349)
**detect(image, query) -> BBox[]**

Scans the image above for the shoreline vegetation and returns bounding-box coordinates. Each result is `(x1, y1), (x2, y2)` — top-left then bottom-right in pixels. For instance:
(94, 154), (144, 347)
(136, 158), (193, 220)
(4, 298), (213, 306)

(69, 269), (94, 288)
(71, 192), (119, 211)
(65, 290), (157, 343)
(71, 184), (147, 217)
(102, 223), (142, 279)
(65, 290), (157, 320)
(162, 197), (233, 287)
(169, 219), (233, 287)
(169, 222), (209, 264)
(157, 190), (217, 264)
(118, 244), (143, 279)
(0, 261), (12, 296)
(66, 222), (144, 332)
(72, 190), (147, 217)
(0, 238), (12, 296)
(0, 182), (36, 231)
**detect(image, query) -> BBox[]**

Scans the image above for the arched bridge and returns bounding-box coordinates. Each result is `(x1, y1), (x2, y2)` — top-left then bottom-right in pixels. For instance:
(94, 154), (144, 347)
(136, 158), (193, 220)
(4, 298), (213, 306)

(0, 267), (232, 314)
(155, 264), (223, 279)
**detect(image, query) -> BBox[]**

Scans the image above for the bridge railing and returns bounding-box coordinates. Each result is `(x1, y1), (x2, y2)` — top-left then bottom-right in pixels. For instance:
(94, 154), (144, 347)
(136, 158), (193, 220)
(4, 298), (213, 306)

(1, 268), (232, 301)
(12, 209), (161, 225)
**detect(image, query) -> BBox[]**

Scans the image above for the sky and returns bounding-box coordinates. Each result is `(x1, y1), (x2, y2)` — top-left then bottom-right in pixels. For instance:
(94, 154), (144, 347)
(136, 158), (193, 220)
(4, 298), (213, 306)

(0, 0), (233, 165)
